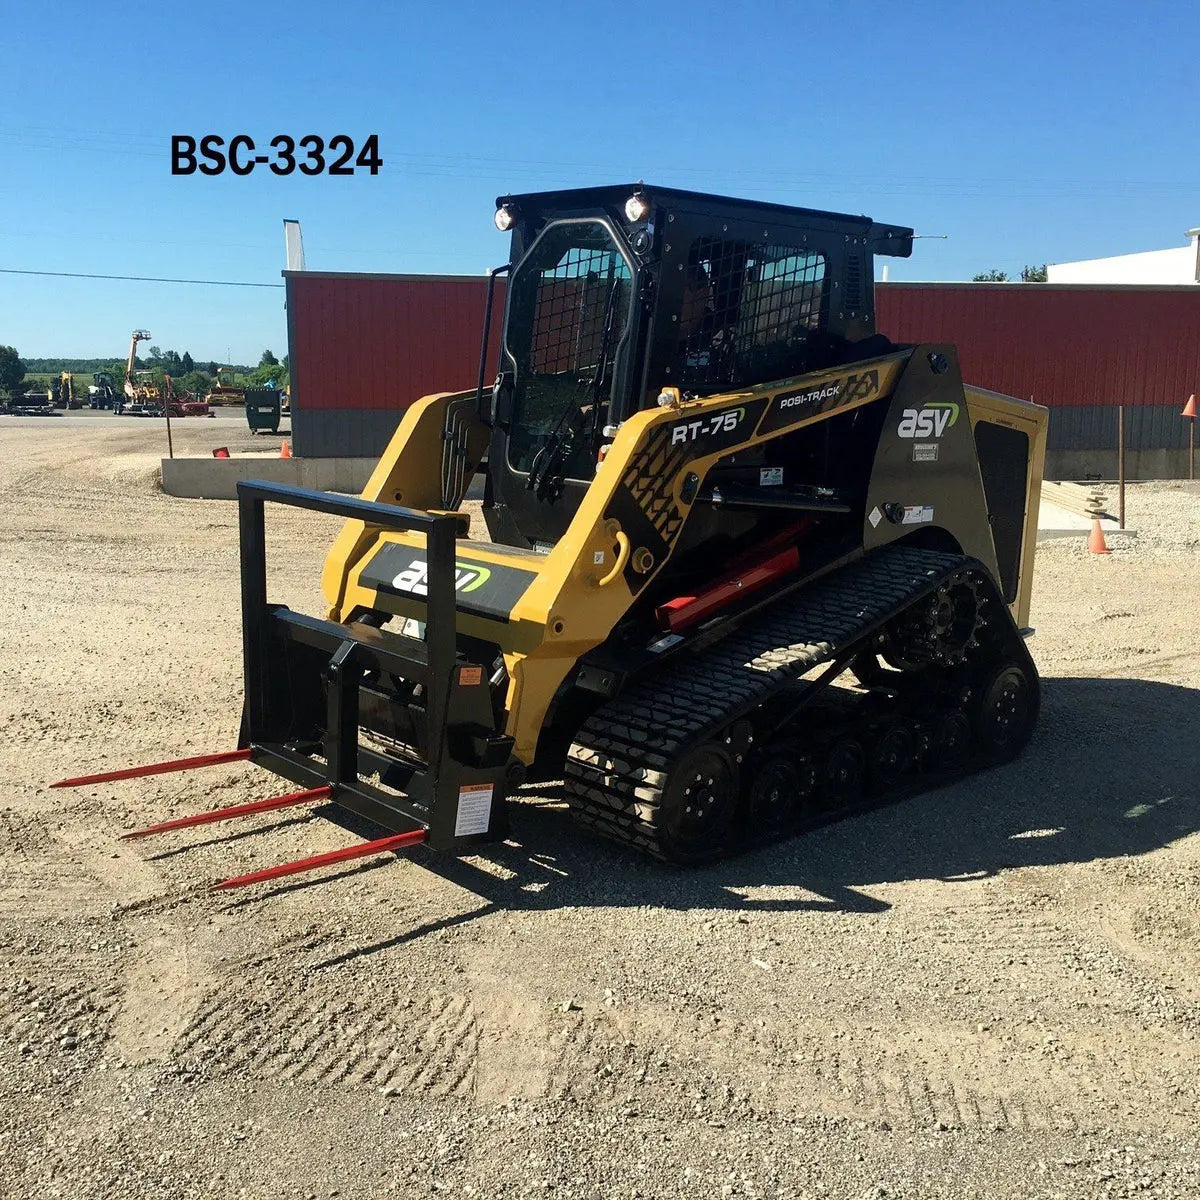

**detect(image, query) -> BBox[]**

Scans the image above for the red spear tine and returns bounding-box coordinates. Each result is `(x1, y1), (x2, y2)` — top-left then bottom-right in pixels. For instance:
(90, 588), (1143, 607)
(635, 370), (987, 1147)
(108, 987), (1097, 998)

(211, 829), (427, 892)
(51, 748), (252, 789)
(120, 785), (332, 840)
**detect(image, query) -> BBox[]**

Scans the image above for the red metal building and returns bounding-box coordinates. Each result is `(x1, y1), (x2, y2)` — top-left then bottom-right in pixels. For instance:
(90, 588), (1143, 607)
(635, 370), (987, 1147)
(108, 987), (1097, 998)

(285, 271), (504, 458)
(286, 273), (1199, 477)
(877, 282), (1200, 477)
(877, 283), (1200, 407)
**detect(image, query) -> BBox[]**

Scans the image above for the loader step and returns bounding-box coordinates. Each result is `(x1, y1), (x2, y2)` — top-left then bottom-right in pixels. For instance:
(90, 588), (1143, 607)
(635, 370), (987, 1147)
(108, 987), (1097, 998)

(564, 545), (1035, 862)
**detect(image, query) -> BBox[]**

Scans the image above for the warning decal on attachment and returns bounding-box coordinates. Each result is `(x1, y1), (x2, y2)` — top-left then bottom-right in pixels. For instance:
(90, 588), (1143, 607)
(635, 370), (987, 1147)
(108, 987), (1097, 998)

(455, 784), (494, 837)
(901, 504), (935, 525)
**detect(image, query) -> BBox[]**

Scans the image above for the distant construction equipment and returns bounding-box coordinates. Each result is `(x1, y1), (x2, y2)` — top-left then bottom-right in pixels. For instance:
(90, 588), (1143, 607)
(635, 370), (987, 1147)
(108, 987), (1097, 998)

(118, 330), (210, 418)
(52, 372), (81, 409)
(121, 330), (154, 413)
(89, 372), (120, 409)
(207, 367), (246, 406)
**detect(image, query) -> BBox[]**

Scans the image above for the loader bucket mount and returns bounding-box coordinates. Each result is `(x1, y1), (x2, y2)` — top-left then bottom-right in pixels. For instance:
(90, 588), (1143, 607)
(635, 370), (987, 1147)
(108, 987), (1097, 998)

(238, 481), (514, 852)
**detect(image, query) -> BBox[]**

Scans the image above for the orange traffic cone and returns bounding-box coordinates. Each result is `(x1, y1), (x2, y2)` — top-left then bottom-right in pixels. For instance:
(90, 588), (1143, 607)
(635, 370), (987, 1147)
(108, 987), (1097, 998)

(280, 440), (291, 459)
(1183, 394), (1197, 418)
(212, 446), (230, 458)
(1088, 518), (1111, 555)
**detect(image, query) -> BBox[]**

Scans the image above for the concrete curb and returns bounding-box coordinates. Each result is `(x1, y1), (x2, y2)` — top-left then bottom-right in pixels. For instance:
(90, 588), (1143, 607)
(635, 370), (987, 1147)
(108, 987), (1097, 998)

(1036, 527), (1138, 542)
(161, 456), (376, 500)
(1036, 499), (1137, 542)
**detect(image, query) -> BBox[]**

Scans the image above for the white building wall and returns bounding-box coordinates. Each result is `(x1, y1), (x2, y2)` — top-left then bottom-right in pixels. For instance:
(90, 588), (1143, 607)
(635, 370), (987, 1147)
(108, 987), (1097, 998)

(1048, 232), (1199, 284)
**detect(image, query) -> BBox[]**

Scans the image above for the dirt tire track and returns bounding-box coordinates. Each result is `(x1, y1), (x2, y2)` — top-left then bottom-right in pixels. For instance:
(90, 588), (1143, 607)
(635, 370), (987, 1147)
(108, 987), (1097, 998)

(174, 974), (479, 1098)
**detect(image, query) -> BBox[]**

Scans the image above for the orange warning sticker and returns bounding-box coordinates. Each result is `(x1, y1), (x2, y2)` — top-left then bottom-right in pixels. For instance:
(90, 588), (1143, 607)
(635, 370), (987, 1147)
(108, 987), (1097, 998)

(458, 665), (483, 686)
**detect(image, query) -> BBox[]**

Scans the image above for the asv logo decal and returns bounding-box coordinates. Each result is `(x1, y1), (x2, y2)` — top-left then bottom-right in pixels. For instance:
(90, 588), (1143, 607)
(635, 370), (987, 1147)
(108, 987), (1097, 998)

(897, 402), (960, 439)
(670, 406), (745, 445)
(390, 560), (491, 596)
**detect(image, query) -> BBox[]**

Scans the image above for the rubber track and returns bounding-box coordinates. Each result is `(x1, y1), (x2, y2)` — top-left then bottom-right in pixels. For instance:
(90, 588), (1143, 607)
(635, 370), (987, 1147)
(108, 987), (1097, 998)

(565, 545), (968, 859)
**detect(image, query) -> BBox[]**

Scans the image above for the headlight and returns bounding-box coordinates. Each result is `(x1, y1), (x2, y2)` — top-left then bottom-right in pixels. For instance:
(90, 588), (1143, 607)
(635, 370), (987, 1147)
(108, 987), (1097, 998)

(494, 204), (516, 232)
(624, 192), (649, 223)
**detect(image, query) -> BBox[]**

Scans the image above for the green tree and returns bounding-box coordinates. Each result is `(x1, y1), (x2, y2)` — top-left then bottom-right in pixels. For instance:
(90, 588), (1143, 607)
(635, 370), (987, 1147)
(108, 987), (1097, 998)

(161, 349), (182, 371)
(248, 356), (289, 389)
(146, 345), (163, 364)
(207, 361), (219, 375)
(972, 269), (1009, 282)
(1020, 263), (1048, 282)
(259, 349), (279, 367)
(178, 370), (213, 396)
(180, 351), (195, 374)
(0, 345), (26, 398)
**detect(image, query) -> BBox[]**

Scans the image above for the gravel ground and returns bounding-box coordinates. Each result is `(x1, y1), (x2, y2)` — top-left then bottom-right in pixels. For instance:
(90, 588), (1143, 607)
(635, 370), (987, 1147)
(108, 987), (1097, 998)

(1, 414), (1198, 1199)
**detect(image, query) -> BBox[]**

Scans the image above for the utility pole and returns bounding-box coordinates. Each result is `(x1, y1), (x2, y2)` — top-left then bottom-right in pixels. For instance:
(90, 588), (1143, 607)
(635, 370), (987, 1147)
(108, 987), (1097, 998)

(1117, 404), (1126, 530)
(1183, 394), (1197, 481)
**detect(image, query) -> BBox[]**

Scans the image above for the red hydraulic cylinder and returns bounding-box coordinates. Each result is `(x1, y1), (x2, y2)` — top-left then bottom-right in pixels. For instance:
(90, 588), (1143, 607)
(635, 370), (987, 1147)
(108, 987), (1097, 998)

(655, 546), (800, 633)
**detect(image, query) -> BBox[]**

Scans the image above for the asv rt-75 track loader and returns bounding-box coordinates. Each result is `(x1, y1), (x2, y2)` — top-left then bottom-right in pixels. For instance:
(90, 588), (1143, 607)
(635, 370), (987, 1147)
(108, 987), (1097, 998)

(57, 184), (1047, 887)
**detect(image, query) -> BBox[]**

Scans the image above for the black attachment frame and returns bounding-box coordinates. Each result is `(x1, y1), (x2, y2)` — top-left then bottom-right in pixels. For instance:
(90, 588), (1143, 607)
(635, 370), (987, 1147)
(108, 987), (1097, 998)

(237, 480), (511, 850)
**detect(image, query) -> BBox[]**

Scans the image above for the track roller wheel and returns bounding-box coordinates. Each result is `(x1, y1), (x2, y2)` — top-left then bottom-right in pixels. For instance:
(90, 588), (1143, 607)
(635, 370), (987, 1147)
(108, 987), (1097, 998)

(929, 709), (972, 770)
(722, 719), (755, 762)
(821, 738), (865, 809)
(746, 748), (817, 836)
(884, 575), (986, 669)
(867, 721), (914, 789)
(657, 744), (740, 864)
(973, 661), (1038, 764)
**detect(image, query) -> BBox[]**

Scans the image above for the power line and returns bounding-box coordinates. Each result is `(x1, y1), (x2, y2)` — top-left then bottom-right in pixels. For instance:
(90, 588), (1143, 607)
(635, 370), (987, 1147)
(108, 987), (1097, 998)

(0, 268), (283, 288)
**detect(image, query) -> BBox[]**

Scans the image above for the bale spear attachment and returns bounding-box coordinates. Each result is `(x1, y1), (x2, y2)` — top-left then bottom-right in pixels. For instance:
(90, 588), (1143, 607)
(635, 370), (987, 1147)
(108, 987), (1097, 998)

(48, 479), (513, 900)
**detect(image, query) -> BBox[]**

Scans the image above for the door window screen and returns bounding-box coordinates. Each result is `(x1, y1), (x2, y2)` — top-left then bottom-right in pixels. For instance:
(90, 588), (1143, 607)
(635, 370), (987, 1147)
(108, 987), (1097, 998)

(505, 222), (633, 476)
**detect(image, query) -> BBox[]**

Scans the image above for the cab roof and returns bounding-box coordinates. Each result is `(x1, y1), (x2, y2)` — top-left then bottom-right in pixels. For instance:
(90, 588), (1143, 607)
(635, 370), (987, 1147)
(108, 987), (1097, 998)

(495, 183), (914, 257)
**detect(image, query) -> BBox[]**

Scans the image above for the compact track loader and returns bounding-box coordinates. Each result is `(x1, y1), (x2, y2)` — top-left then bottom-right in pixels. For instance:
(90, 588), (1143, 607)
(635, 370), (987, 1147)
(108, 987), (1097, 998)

(57, 185), (1047, 885)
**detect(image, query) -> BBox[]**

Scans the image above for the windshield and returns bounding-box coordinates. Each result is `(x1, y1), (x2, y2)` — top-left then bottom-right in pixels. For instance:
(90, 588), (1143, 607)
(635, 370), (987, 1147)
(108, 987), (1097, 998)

(504, 220), (633, 477)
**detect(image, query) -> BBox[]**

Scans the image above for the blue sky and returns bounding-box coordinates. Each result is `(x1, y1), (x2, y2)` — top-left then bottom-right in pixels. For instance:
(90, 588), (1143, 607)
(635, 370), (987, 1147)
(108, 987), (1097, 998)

(2, 0), (1197, 362)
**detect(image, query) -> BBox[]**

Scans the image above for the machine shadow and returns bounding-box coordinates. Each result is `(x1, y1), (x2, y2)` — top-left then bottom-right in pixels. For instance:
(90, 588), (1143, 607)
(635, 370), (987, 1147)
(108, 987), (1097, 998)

(311, 675), (1198, 966)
